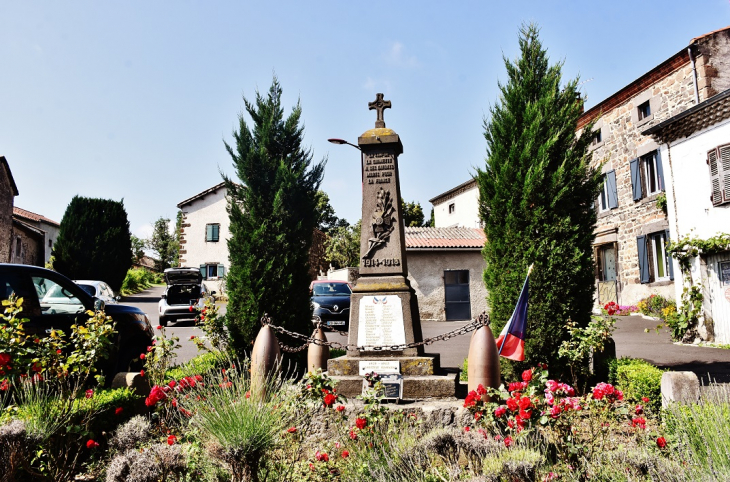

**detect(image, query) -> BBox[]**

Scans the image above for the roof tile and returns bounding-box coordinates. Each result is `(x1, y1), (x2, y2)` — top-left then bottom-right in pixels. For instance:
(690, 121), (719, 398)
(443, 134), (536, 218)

(404, 227), (486, 249)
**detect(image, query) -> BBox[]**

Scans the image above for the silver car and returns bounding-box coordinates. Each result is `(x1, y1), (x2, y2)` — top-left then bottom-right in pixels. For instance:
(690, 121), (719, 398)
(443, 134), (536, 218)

(75, 280), (120, 305)
(158, 267), (214, 327)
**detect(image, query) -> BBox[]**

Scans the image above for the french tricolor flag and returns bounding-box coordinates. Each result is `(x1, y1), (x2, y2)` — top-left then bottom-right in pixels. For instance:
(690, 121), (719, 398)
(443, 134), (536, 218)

(495, 266), (532, 361)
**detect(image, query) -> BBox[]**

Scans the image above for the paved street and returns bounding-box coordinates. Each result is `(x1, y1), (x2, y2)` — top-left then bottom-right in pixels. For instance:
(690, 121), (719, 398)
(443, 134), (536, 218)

(121, 287), (730, 381)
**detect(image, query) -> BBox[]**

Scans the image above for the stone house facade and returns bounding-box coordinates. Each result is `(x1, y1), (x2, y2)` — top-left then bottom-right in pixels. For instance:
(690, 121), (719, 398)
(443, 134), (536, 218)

(429, 178), (480, 228)
(0, 156), (19, 263)
(643, 88), (730, 342)
(9, 219), (44, 266)
(579, 27), (730, 308)
(12, 207), (60, 264)
(404, 227), (488, 322)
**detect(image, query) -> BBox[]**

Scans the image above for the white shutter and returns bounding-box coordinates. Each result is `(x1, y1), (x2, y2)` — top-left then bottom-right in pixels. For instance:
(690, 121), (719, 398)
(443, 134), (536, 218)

(720, 145), (730, 205)
(709, 148), (722, 205)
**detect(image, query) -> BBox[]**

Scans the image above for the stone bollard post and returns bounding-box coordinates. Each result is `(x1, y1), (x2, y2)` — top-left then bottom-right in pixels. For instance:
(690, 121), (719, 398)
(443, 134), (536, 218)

(661, 371), (700, 408)
(307, 327), (329, 373)
(251, 325), (281, 400)
(467, 325), (501, 402)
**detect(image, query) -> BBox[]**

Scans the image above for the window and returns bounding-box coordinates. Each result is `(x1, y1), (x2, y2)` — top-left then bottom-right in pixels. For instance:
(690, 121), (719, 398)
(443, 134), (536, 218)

(597, 245), (617, 281)
(200, 263), (225, 280)
(598, 171), (618, 212)
(637, 100), (651, 121)
(48, 239), (53, 248)
(448, 203), (455, 214)
(206, 224), (220, 242)
(444, 270), (470, 320)
(707, 144), (730, 206)
(630, 151), (665, 201)
(637, 230), (674, 283)
(14, 237), (21, 258)
(591, 130), (602, 146)
(32, 276), (85, 315)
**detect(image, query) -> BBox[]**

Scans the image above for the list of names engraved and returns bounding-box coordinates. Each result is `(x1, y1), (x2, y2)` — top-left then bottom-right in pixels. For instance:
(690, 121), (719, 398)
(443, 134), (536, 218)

(357, 295), (406, 349)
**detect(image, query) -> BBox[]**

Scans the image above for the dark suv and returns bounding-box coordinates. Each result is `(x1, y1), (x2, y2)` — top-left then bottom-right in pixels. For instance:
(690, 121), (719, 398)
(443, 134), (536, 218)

(0, 264), (154, 374)
(310, 280), (352, 331)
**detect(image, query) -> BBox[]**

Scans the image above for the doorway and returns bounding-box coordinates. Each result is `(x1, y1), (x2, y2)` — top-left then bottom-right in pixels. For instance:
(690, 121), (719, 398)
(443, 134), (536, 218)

(444, 270), (471, 321)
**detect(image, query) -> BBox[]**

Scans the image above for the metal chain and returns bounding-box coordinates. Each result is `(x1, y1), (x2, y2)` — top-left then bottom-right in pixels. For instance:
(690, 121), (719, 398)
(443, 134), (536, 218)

(260, 311), (490, 353)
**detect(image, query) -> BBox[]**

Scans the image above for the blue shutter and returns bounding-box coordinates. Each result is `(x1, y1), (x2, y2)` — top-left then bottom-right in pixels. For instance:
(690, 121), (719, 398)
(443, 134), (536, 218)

(665, 229), (674, 281)
(637, 235), (649, 284)
(212, 224), (219, 242)
(630, 158), (643, 201)
(655, 150), (666, 192)
(206, 224), (212, 242)
(217, 264), (225, 277)
(200, 264), (207, 280)
(606, 170), (618, 209)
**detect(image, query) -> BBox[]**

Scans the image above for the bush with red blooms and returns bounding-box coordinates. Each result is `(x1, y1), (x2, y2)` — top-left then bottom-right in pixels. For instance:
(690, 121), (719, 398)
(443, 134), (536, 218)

(603, 301), (619, 316)
(299, 369), (344, 409)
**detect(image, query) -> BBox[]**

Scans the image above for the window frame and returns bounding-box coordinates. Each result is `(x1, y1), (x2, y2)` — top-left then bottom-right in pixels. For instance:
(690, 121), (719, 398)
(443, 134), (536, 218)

(637, 100), (651, 121)
(448, 203), (455, 214)
(649, 232), (670, 282)
(641, 151), (662, 196)
(707, 144), (730, 206)
(205, 223), (220, 243)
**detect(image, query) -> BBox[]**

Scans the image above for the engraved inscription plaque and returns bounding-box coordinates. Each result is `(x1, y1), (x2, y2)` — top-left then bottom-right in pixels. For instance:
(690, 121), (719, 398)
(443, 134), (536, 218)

(357, 295), (406, 349)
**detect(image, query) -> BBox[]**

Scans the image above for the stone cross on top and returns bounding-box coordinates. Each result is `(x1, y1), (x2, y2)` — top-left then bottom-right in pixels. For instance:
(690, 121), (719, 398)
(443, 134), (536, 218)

(368, 93), (391, 129)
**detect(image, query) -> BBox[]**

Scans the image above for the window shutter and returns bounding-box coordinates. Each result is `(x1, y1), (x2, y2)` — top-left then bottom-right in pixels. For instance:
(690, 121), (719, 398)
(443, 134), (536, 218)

(200, 264), (207, 279)
(217, 264), (225, 277)
(630, 158), (643, 201)
(655, 150), (666, 191)
(709, 148), (722, 205)
(213, 224), (219, 242)
(637, 235), (649, 284)
(606, 170), (618, 209)
(206, 224), (212, 241)
(664, 229), (674, 281)
(719, 145), (730, 205)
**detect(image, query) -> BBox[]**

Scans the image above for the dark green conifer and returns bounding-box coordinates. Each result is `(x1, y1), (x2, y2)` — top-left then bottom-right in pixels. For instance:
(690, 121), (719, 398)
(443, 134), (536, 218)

(53, 196), (133, 291)
(224, 78), (324, 353)
(477, 24), (602, 381)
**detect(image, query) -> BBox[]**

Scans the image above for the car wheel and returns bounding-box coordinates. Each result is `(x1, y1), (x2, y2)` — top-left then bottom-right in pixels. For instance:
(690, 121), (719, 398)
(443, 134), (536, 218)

(159, 316), (168, 327)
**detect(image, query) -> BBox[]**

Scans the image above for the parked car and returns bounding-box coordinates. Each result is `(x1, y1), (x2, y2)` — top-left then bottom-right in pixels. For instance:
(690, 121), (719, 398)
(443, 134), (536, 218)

(310, 280), (352, 331)
(158, 267), (214, 327)
(75, 280), (121, 305)
(0, 263), (154, 374)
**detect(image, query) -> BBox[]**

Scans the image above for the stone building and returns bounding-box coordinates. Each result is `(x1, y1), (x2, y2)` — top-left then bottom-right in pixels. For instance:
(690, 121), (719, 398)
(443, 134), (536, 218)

(643, 88), (730, 342)
(0, 156), (19, 263)
(12, 207), (60, 264)
(429, 178), (480, 228)
(9, 218), (44, 266)
(579, 26), (730, 307)
(404, 227), (487, 321)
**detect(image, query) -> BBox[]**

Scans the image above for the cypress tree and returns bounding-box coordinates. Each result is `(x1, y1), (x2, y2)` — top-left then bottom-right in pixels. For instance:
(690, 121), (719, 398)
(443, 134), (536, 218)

(477, 24), (602, 381)
(53, 196), (133, 291)
(224, 78), (325, 353)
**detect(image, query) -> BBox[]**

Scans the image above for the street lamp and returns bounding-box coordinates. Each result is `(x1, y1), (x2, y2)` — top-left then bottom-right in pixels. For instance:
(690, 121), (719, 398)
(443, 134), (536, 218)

(328, 138), (361, 150)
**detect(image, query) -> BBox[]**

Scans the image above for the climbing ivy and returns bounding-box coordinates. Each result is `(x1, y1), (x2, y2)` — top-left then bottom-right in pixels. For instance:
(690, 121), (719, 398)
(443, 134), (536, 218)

(665, 233), (730, 341)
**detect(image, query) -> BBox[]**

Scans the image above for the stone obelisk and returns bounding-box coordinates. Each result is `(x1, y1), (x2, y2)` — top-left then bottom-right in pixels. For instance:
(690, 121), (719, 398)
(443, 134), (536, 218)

(327, 94), (458, 399)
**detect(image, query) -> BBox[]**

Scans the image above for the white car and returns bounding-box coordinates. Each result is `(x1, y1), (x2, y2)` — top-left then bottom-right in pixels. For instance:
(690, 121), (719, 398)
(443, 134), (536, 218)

(75, 280), (120, 305)
(158, 267), (214, 327)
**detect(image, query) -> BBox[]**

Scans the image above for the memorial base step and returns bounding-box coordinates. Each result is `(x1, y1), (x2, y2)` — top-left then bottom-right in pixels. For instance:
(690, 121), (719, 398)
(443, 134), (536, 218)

(329, 372), (460, 400)
(327, 354), (441, 376)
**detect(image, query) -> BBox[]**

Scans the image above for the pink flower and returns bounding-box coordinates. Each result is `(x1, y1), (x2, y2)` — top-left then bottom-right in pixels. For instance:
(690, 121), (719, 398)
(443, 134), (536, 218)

(167, 435), (177, 445)
(635, 405), (644, 415)
(85, 389), (94, 399)
(550, 405), (562, 418)
(86, 439), (99, 449)
(546, 379), (558, 392)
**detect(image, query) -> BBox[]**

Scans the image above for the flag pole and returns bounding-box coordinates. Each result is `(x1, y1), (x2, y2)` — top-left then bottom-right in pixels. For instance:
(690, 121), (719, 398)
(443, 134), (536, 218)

(498, 263), (534, 355)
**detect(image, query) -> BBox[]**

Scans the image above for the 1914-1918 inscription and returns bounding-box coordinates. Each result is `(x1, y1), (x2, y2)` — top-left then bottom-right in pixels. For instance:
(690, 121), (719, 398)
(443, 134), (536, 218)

(357, 295), (406, 349)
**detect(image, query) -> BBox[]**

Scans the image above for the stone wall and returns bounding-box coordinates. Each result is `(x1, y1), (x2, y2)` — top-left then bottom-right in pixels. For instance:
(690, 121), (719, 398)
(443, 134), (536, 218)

(10, 222), (43, 266)
(406, 250), (487, 321)
(0, 171), (13, 263)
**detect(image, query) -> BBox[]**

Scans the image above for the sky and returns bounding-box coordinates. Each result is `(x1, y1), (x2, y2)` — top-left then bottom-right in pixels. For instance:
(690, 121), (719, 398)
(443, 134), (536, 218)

(2, 1), (730, 239)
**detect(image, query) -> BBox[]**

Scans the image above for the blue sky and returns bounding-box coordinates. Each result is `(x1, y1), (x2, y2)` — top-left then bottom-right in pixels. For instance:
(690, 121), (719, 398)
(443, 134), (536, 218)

(2, 1), (729, 239)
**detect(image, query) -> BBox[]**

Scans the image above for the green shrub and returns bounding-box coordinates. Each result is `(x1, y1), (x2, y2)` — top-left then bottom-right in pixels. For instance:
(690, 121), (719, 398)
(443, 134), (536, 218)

(330, 348), (346, 359)
(460, 358), (468, 382)
(120, 268), (160, 295)
(166, 351), (228, 381)
(609, 357), (664, 412)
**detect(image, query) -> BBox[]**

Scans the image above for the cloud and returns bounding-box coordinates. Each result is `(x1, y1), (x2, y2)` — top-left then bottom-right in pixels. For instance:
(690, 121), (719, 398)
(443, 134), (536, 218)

(134, 223), (153, 239)
(362, 77), (393, 93)
(385, 41), (418, 68)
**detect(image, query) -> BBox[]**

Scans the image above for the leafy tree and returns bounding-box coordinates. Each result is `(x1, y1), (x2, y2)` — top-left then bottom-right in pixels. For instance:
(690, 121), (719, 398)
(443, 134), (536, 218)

(224, 78), (325, 353)
(168, 210), (183, 268)
(53, 196), (132, 291)
(130, 235), (146, 264)
(426, 207), (435, 227)
(400, 199), (425, 227)
(315, 190), (347, 233)
(147, 217), (175, 271)
(476, 24), (602, 382)
(324, 220), (361, 269)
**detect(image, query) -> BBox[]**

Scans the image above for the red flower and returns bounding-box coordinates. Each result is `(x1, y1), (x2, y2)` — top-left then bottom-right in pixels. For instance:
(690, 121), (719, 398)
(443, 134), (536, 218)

(464, 391), (480, 408)
(315, 450), (329, 462)
(156, 325), (162, 330)
(494, 406), (507, 418)
(140, 370), (145, 377)
(323, 392), (336, 407)
(145, 385), (168, 407)
(167, 435), (177, 445)
(140, 353), (146, 360)
(506, 398), (519, 412)
(147, 346), (153, 352)
(189, 305), (194, 312)
(642, 396), (650, 403)
(86, 439), (99, 449)
(656, 436), (667, 448)
(0, 380), (9, 391)
(341, 450), (349, 458)
(168, 380), (177, 388)
(287, 427), (297, 433)
(85, 389), (94, 399)
(631, 417), (647, 429)
(336, 405), (346, 412)
(635, 405), (644, 415)
(115, 407), (123, 416)
(464, 426), (470, 432)
(355, 417), (367, 429)
(518, 397), (532, 411)
(519, 409), (532, 420)
(349, 430), (358, 440)
(504, 436), (513, 447)
(476, 384), (487, 396)
(550, 405), (562, 418)
(56, 349), (62, 354)
(521, 369), (533, 382)
(0, 353), (10, 366)
(190, 335), (196, 340)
